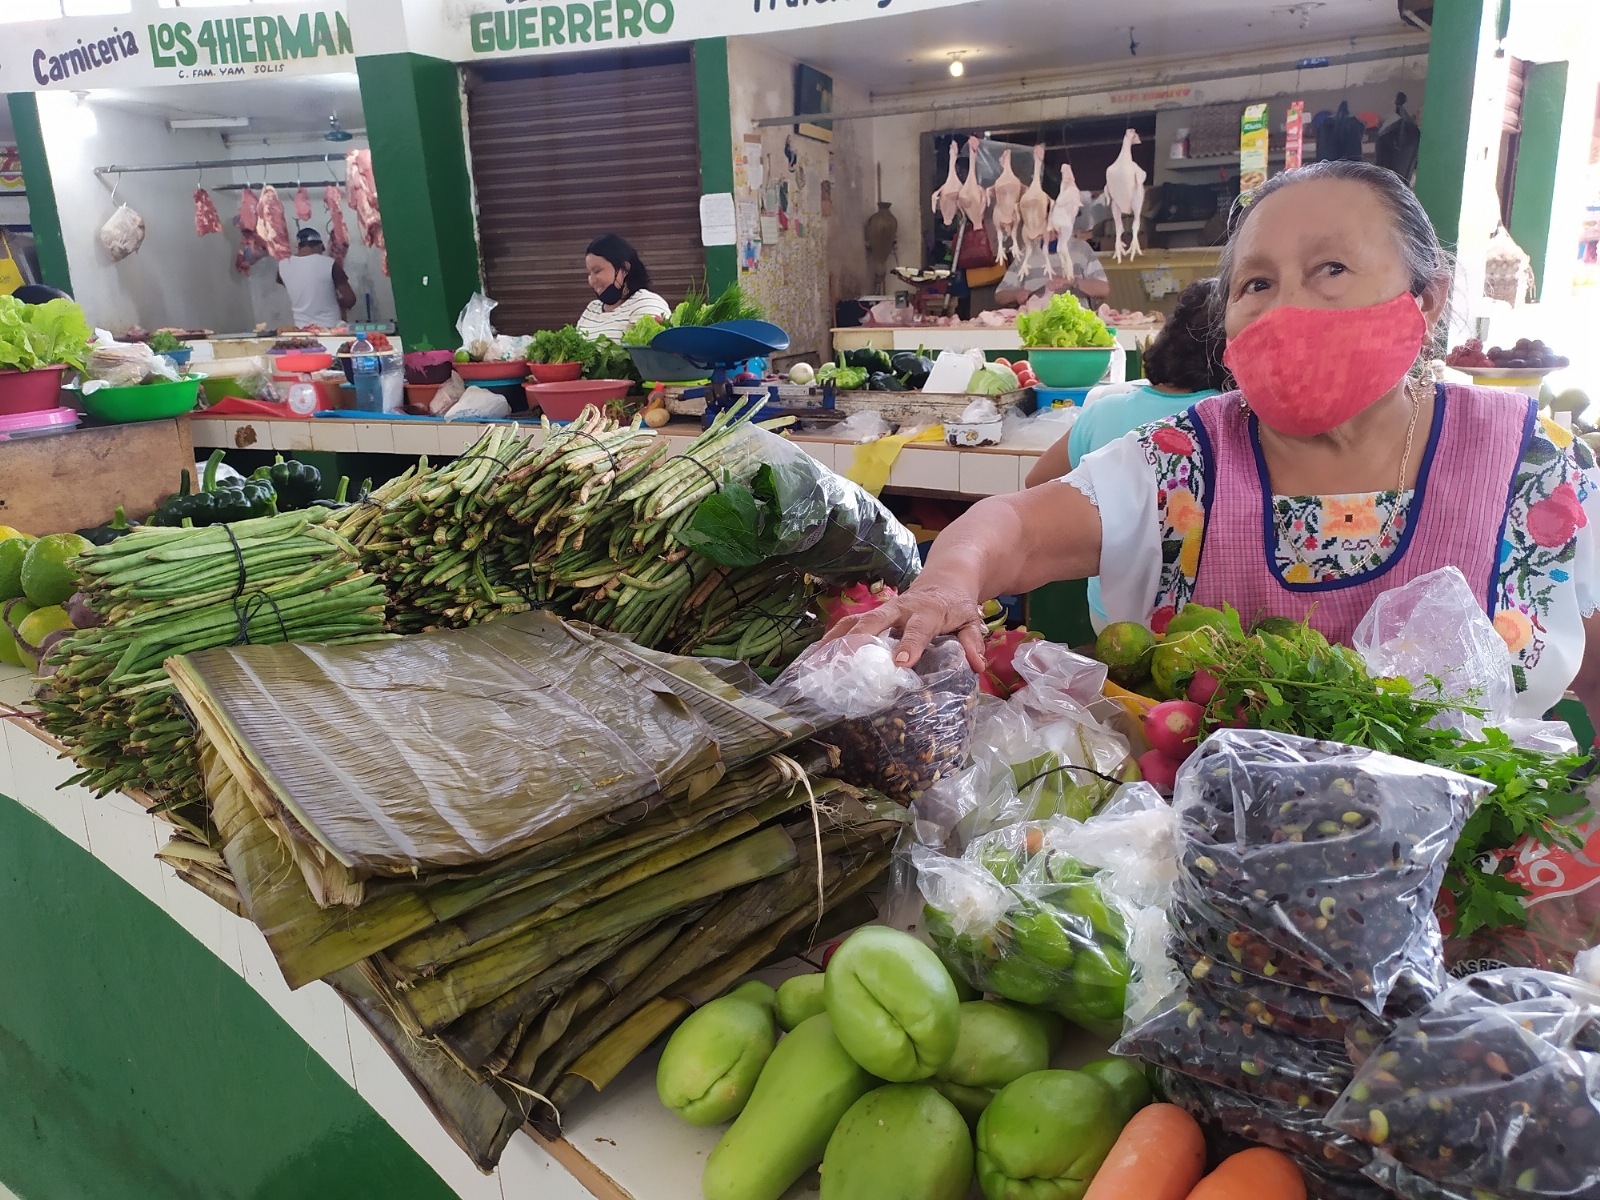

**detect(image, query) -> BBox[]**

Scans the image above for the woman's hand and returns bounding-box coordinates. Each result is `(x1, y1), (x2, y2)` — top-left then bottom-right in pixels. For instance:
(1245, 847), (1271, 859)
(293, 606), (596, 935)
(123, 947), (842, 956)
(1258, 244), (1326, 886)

(825, 582), (989, 671)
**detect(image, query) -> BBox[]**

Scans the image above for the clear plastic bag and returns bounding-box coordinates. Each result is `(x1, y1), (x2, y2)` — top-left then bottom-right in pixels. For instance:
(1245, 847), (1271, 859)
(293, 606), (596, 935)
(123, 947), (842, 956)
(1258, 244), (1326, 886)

(920, 785), (1181, 1031)
(455, 292), (499, 361)
(1158, 1069), (1373, 1173)
(99, 203), (146, 262)
(1172, 729), (1483, 1013)
(772, 635), (977, 802)
(444, 385), (513, 421)
(1326, 969), (1600, 1199)
(1351, 565), (1514, 735)
(831, 410), (892, 442)
(82, 340), (179, 389)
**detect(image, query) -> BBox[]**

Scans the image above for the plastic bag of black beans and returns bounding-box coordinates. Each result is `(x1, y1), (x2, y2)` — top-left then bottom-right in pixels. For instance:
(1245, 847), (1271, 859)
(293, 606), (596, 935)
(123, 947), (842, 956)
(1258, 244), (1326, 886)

(1173, 730), (1485, 1014)
(1158, 1068), (1373, 1172)
(1326, 969), (1600, 1199)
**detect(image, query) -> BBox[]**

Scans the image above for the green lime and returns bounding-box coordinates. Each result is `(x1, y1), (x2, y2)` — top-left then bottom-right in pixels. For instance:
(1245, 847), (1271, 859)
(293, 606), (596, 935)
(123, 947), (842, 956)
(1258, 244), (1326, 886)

(15, 604), (71, 668)
(1150, 627), (1215, 700)
(1252, 616), (1302, 637)
(20, 532), (91, 608)
(1095, 621), (1157, 686)
(0, 535), (36, 602)
(0, 598), (36, 667)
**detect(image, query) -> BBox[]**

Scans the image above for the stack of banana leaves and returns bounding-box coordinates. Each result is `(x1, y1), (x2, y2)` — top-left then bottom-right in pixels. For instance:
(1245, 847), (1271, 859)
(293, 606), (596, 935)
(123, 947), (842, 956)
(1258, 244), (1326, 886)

(30, 511), (389, 885)
(163, 612), (903, 1167)
(333, 402), (822, 673)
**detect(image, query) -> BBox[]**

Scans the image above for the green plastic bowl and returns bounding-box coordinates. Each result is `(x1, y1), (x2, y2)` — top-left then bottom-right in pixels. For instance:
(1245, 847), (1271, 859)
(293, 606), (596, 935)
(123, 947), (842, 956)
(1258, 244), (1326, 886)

(78, 375), (204, 423)
(1028, 347), (1115, 388)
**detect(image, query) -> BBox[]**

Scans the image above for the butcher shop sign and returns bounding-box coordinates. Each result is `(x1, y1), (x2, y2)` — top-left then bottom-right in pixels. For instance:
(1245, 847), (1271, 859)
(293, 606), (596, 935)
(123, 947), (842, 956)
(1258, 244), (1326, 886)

(0, 0), (354, 91)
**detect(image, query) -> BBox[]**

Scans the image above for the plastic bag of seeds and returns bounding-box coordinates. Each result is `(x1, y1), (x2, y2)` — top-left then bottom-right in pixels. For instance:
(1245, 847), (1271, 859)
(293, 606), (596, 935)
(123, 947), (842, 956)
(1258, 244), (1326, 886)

(774, 634), (978, 803)
(1326, 968), (1600, 1199)
(1116, 978), (1356, 1108)
(1157, 1069), (1373, 1173)
(1173, 729), (1484, 1014)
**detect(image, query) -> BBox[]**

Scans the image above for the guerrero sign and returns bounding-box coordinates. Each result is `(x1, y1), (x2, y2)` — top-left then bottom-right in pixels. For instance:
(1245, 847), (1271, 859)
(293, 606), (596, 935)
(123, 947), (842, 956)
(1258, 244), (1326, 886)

(1, 0), (353, 91)
(361, 0), (982, 61)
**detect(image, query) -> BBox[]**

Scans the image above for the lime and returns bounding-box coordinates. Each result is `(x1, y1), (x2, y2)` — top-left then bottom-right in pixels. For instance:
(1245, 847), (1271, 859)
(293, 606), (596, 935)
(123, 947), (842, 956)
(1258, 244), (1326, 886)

(1151, 627), (1215, 699)
(0, 525), (25, 542)
(1095, 621), (1157, 686)
(20, 532), (91, 608)
(14, 604), (71, 668)
(0, 535), (35, 601)
(0, 598), (36, 667)
(1252, 616), (1302, 637)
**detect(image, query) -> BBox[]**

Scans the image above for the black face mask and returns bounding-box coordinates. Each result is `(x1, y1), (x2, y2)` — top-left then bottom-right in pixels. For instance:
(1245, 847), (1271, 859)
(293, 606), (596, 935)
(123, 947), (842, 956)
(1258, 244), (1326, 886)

(596, 282), (625, 305)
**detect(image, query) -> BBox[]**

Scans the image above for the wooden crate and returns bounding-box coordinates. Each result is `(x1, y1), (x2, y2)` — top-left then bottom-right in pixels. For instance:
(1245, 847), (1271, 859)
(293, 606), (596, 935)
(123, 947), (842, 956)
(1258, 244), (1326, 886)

(0, 418), (193, 535)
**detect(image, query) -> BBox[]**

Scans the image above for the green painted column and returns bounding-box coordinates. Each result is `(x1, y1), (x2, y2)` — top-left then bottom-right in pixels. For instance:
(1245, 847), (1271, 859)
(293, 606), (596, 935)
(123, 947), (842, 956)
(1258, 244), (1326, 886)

(694, 38), (737, 296)
(1509, 60), (1569, 295)
(0, 793), (455, 1200)
(7, 93), (72, 295)
(356, 53), (481, 350)
(1414, 0), (1492, 248)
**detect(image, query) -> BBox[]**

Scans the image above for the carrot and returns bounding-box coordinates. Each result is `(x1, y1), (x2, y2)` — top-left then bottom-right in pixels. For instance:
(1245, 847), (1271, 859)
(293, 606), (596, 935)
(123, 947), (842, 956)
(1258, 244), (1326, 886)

(1083, 1103), (1206, 1200)
(1184, 1147), (1305, 1200)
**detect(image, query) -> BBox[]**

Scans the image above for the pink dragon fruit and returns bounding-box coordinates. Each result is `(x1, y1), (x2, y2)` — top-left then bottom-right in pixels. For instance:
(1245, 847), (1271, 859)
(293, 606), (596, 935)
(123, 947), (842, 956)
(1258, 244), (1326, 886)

(979, 626), (1044, 698)
(816, 581), (897, 633)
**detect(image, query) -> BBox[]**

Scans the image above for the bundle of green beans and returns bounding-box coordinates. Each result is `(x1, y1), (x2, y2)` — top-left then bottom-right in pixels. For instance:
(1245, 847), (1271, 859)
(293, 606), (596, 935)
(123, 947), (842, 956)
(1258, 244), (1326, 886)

(33, 511), (387, 832)
(339, 404), (822, 671)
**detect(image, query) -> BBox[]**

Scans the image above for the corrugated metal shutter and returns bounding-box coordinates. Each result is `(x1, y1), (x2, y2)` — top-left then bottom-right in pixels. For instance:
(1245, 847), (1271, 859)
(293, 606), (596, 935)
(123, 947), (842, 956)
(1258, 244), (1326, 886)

(466, 50), (703, 335)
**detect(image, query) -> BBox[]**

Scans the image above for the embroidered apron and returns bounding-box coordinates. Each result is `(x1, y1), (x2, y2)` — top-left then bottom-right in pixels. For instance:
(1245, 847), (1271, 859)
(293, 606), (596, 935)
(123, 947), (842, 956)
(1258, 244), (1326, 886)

(1188, 383), (1535, 646)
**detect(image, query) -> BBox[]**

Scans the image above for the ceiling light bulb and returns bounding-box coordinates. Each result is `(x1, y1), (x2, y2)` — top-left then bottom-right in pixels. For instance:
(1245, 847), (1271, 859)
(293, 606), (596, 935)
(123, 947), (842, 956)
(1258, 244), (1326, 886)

(949, 58), (965, 77)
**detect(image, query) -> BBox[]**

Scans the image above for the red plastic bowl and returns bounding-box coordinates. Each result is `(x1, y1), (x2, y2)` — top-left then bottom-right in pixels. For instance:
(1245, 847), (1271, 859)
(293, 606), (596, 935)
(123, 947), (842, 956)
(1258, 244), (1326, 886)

(275, 351), (333, 373)
(456, 360), (530, 381)
(524, 379), (633, 421)
(529, 361), (583, 384)
(0, 366), (67, 415)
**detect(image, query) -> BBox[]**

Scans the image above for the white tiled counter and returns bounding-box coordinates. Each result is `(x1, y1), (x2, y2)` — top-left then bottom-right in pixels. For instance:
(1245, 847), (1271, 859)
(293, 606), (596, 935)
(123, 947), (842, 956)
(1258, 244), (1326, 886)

(186, 416), (1043, 499)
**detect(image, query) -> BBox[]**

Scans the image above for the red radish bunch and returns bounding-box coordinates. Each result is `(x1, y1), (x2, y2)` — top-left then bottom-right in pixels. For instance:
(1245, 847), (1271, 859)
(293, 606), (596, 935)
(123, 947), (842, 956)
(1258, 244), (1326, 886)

(995, 357), (1040, 388)
(816, 581), (897, 633)
(1140, 699), (1205, 795)
(978, 626), (1044, 698)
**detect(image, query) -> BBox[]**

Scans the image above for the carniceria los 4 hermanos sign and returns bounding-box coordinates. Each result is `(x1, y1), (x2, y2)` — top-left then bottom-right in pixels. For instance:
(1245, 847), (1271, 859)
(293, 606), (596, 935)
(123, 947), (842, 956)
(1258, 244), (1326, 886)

(0, 0), (354, 91)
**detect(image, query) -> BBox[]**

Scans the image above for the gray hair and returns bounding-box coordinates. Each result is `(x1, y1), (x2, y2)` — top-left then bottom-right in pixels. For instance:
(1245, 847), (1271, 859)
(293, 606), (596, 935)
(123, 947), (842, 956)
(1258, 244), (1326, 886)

(1213, 160), (1453, 336)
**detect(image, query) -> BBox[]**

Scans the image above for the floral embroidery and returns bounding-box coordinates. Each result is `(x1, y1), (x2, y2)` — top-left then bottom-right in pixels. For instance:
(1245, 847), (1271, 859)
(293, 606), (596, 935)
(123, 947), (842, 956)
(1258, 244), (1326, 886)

(1143, 413), (1210, 617)
(1270, 490), (1412, 583)
(1494, 607), (1534, 653)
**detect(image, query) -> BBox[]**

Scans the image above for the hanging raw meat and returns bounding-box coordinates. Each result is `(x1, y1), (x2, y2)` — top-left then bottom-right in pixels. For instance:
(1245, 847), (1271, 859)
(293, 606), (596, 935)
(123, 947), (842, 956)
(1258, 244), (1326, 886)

(345, 149), (384, 250)
(257, 185), (292, 260)
(323, 184), (350, 265)
(956, 135), (989, 230)
(234, 232), (270, 276)
(194, 188), (222, 237)
(237, 186), (259, 234)
(931, 140), (961, 226)
(293, 186), (312, 222)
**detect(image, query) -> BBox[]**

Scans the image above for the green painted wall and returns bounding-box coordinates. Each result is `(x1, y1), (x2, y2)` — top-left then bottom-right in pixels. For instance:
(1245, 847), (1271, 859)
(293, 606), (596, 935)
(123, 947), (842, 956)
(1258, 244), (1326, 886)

(1510, 60), (1569, 295)
(6, 93), (72, 295)
(357, 54), (482, 350)
(1414, 0), (1489, 248)
(0, 793), (456, 1200)
(694, 38), (737, 296)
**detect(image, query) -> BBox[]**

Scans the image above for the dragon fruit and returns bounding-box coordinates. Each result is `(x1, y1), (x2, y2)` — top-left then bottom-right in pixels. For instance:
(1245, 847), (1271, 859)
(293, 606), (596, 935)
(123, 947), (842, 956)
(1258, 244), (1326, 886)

(817, 581), (897, 633)
(979, 626), (1044, 698)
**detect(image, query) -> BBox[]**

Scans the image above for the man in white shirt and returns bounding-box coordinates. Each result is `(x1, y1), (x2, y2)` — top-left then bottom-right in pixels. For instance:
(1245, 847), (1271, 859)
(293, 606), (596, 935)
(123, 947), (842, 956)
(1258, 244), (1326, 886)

(276, 228), (356, 329)
(994, 209), (1111, 310)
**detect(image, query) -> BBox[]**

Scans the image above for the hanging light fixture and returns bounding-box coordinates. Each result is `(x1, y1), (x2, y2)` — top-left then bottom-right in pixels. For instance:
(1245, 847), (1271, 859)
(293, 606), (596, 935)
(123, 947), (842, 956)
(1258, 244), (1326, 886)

(324, 113), (354, 143)
(947, 52), (967, 77)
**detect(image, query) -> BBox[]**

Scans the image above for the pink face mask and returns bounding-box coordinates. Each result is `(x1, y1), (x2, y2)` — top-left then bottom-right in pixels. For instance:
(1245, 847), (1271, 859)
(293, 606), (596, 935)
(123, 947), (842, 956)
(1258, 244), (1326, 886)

(1223, 293), (1427, 437)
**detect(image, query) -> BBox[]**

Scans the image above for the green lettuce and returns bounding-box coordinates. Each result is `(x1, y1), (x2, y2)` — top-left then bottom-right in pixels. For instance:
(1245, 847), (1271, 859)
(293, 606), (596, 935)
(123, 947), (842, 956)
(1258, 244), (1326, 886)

(0, 296), (93, 372)
(1015, 293), (1115, 349)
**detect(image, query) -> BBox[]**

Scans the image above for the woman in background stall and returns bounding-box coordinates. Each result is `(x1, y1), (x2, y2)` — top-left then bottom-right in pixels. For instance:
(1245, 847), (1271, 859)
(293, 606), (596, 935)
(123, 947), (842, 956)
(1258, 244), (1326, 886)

(576, 233), (671, 338)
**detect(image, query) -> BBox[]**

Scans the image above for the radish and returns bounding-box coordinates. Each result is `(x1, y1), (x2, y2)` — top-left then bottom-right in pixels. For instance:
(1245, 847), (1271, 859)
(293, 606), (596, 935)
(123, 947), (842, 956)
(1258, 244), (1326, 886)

(1138, 749), (1183, 795)
(1187, 669), (1220, 706)
(1144, 699), (1204, 760)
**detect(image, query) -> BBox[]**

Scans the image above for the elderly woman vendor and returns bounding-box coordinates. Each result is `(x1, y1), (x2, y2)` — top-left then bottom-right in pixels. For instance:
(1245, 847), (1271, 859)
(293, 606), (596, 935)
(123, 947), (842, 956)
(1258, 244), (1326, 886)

(833, 160), (1600, 721)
